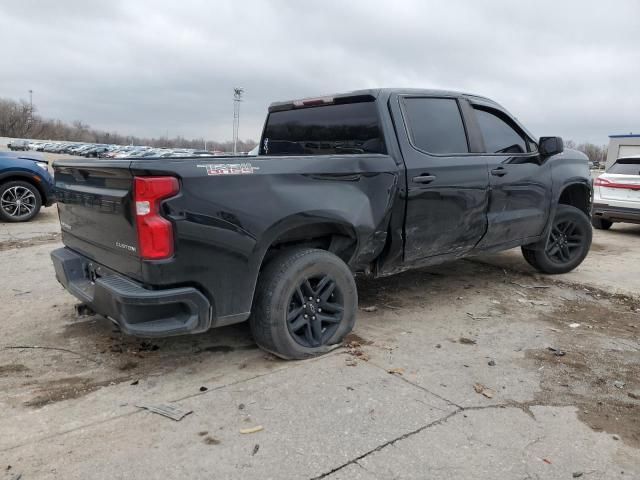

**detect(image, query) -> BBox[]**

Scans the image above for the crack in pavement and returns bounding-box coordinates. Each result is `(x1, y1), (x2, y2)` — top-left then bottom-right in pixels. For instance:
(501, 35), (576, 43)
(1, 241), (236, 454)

(366, 358), (464, 410)
(309, 403), (530, 480)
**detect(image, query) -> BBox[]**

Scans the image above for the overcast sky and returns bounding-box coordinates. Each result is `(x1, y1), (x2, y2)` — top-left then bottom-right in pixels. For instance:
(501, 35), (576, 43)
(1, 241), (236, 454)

(1, 0), (638, 144)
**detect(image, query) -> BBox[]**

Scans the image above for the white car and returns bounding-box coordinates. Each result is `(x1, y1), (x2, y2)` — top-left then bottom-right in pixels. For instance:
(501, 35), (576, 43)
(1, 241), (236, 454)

(592, 155), (640, 229)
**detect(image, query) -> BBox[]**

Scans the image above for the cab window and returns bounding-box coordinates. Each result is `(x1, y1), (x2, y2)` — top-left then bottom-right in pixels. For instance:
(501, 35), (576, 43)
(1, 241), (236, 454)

(474, 108), (528, 154)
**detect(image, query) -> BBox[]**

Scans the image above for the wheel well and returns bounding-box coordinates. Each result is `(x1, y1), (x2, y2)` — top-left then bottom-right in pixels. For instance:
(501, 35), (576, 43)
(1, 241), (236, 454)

(0, 175), (47, 203)
(558, 183), (590, 216)
(261, 223), (357, 269)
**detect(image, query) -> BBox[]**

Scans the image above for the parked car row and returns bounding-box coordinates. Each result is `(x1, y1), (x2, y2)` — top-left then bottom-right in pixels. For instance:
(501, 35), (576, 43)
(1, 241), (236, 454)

(6, 140), (257, 158)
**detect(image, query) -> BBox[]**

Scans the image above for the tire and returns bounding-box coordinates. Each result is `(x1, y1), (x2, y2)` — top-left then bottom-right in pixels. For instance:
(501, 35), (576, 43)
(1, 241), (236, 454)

(0, 181), (42, 222)
(591, 217), (612, 230)
(250, 248), (357, 360)
(521, 204), (592, 274)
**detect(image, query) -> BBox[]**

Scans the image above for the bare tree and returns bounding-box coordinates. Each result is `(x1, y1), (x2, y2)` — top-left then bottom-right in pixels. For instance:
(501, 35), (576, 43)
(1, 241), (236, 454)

(0, 96), (257, 151)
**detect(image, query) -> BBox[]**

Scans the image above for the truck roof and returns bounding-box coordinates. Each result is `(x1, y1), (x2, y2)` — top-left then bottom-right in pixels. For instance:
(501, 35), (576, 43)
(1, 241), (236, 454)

(268, 88), (498, 112)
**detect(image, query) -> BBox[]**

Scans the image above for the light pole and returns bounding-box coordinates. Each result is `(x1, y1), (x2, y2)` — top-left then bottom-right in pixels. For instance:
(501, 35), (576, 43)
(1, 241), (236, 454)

(28, 89), (33, 122)
(233, 87), (244, 155)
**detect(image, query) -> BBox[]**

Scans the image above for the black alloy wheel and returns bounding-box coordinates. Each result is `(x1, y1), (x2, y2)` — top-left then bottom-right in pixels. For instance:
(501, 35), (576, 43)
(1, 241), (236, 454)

(521, 204), (592, 274)
(545, 219), (586, 265)
(286, 274), (344, 348)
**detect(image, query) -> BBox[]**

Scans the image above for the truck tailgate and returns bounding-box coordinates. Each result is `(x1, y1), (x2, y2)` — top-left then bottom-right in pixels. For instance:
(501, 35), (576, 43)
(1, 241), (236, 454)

(54, 160), (142, 279)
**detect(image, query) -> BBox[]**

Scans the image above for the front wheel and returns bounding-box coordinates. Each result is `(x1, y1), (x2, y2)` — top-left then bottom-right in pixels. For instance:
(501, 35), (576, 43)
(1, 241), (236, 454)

(522, 204), (592, 274)
(591, 217), (612, 230)
(250, 248), (357, 360)
(0, 181), (42, 222)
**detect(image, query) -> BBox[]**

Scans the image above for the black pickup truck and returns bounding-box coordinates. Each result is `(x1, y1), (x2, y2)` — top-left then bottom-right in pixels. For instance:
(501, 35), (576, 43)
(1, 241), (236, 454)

(51, 88), (592, 359)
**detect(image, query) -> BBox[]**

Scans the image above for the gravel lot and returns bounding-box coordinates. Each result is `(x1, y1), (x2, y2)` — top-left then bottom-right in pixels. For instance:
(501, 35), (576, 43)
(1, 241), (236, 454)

(1, 152), (639, 479)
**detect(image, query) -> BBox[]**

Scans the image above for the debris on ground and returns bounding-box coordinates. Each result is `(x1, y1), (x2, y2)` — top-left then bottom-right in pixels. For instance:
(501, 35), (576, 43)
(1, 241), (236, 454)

(136, 403), (193, 421)
(4, 345), (99, 363)
(203, 436), (220, 445)
(344, 340), (369, 362)
(238, 403), (245, 410)
(252, 444), (260, 455)
(382, 303), (402, 310)
(130, 380), (139, 386)
(473, 383), (495, 398)
(466, 312), (490, 320)
(548, 347), (566, 357)
(569, 323), (581, 328)
(510, 281), (550, 289)
(459, 337), (477, 345)
(612, 434), (621, 441)
(199, 386), (208, 392)
(613, 381), (625, 389)
(240, 425), (263, 434)
(139, 341), (160, 352)
(542, 458), (552, 464)
(360, 306), (378, 312)
(74, 303), (94, 317)
(387, 367), (404, 376)
(573, 472), (583, 478)
(488, 360), (496, 366)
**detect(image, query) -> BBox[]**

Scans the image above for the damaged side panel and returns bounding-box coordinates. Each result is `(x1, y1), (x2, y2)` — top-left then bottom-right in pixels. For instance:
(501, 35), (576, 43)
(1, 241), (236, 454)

(131, 154), (400, 324)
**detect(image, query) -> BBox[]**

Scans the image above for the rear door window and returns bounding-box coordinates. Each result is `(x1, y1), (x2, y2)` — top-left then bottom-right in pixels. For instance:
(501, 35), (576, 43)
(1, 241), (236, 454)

(474, 108), (527, 154)
(402, 97), (469, 154)
(609, 160), (640, 175)
(262, 101), (385, 155)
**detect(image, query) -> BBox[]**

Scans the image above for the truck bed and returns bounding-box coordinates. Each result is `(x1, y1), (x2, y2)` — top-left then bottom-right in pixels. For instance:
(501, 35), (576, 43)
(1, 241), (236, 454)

(54, 154), (400, 326)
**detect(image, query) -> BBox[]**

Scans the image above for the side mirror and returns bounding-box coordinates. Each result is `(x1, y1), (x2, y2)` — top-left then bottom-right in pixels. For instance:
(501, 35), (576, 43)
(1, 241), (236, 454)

(539, 136), (564, 157)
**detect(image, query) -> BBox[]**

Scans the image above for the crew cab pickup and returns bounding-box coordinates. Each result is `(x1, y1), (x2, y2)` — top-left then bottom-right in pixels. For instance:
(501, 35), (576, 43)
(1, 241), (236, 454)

(51, 89), (592, 359)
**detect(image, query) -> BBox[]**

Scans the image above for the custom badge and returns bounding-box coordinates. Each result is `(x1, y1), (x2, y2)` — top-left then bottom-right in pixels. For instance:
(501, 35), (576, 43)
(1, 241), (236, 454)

(197, 163), (259, 176)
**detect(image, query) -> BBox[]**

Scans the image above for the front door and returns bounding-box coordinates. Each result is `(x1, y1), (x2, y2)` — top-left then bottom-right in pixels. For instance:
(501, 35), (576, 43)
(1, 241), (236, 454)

(392, 95), (490, 262)
(469, 105), (551, 247)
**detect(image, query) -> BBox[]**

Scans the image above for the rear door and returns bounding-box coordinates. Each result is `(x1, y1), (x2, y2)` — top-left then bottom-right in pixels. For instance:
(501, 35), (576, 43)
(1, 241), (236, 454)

(469, 103), (551, 247)
(54, 160), (141, 278)
(391, 94), (489, 261)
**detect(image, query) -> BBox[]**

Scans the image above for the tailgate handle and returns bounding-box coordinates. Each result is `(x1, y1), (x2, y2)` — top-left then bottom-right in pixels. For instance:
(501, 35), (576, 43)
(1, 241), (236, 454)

(491, 167), (508, 177)
(413, 174), (436, 184)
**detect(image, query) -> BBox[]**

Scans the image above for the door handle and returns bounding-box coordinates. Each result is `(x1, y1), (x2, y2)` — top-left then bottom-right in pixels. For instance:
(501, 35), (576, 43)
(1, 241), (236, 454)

(413, 174), (436, 184)
(491, 167), (507, 177)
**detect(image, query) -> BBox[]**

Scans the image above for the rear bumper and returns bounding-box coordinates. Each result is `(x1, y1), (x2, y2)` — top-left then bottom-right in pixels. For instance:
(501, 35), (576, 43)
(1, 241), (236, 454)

(592, 203), (640, 224)
(51, 247), (212, 337)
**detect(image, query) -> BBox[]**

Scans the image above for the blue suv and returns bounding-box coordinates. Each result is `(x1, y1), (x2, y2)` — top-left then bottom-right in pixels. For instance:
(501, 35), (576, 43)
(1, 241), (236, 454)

(0, 152), (56, 222)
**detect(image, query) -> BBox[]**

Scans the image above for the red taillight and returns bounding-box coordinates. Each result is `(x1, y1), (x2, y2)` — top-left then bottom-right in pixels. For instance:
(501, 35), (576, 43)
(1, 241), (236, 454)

(133, 176), (179, 260)
(594, 177), (640, 190)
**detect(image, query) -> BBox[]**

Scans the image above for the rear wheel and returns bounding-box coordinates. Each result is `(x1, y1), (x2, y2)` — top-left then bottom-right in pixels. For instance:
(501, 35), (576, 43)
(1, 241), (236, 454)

(522, 204), (592, 274)
(591, 217), (612, 230)
(250, 248), (357, 360)
(0, 181), (42, 222)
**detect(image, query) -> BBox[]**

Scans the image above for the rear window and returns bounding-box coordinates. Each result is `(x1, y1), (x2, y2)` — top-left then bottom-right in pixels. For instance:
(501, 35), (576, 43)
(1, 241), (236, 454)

(402, 97), (469, 154)
(261, 102), (386, 156)
(609, 159), (640, 175)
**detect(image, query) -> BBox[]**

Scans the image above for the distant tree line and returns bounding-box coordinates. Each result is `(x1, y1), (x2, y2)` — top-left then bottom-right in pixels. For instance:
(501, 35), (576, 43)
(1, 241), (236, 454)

(564, 140), (607, 165)
(0, 96), (257, 151)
